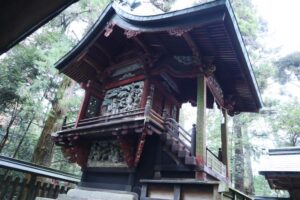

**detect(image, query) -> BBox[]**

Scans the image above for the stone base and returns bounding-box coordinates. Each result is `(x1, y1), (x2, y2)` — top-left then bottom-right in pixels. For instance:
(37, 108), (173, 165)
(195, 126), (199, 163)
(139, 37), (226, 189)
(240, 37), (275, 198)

(36, 187), (138, 200)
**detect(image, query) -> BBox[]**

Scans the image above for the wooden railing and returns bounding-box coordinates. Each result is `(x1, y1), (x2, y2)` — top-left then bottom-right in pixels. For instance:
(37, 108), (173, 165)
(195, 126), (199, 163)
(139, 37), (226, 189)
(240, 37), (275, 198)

(164, 118), (226, 177)
(62, 108), (145, 130)
(0, 156), (80, 200)
(206, 148), (226, 177)
(164, 118), (193, 152)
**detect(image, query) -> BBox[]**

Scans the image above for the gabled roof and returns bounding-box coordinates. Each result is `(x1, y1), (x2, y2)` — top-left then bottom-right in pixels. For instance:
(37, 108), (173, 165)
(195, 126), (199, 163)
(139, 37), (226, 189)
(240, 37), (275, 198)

(259, 148), (300, 199)
(54, 0), (263, 113)
(260, 147), (300, 173)
(0, 0), (78, 54)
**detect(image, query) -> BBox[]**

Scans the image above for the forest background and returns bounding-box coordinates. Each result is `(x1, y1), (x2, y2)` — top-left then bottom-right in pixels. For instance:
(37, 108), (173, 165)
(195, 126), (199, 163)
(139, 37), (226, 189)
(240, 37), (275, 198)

(0, 0), (299, 197)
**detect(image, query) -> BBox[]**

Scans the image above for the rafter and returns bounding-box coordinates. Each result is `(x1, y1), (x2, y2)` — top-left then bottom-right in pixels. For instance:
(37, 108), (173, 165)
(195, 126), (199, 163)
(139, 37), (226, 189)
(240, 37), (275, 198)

(83, 55), (103, 74)
(183, 32), (201, 58)
(94, 42), (115, 64)
(132, 36), (151, 55)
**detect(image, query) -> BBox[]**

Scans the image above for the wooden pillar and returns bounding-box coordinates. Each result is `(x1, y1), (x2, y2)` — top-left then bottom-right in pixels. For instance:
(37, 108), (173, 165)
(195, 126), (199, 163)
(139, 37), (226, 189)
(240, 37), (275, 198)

(221, 109), (230, 178)
(196, 73), (207, 163)
(141, 79), (150, 108)
(75, 90), (90, 128)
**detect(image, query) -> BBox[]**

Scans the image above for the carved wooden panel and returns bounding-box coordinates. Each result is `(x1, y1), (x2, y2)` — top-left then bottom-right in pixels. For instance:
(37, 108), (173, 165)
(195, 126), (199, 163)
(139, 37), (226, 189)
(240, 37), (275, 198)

(101, 81), (144, 115)
(87, 140), (127, 168)
(85, 95), (101, 118)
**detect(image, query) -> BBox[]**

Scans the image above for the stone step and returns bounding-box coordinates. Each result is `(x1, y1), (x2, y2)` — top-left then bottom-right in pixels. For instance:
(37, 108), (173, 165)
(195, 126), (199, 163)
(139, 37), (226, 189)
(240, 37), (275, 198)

(171, 142), (180, 153)
(184, 156), (196, 166)
(36, 188), (138, 200)
(178, 149), (190, 158)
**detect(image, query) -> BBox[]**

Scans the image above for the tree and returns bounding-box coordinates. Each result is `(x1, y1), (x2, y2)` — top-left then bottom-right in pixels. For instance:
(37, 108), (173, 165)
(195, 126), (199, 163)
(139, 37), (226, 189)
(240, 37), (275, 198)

(270, 100), (300, 147)
(0, 0), (110, 172)
(275, 52), (300, 84)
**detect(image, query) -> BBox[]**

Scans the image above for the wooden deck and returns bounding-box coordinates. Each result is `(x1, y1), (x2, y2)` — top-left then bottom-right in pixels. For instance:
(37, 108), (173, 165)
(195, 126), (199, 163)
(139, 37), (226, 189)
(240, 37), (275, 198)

(54, 107), (227, 181)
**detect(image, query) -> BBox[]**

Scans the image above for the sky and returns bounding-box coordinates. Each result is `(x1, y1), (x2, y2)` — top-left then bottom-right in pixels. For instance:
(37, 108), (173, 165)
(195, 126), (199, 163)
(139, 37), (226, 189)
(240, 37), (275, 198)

(252, 0), (300, 56)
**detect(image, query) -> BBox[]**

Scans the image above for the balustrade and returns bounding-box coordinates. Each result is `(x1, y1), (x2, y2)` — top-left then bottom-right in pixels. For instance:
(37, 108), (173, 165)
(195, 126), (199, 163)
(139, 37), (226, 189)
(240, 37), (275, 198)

(0, 156), (79, 200)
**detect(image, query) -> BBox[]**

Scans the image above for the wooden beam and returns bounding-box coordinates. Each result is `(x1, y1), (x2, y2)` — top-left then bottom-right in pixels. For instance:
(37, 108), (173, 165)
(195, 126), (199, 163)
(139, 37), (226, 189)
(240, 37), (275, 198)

(221, 109), (230, 179)
(81, 81), (103, 100)
(83, 55), (103, 74)
(183, 32), (201, 58)
(104, 74), (145, 90)
(196, 73), (206, 164)
(132, 36), (151, 55)
(94, 42), (115, 64)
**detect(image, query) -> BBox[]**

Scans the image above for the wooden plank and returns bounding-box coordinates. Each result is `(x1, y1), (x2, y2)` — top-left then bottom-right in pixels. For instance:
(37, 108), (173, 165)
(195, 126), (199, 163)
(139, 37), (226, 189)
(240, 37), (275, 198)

(33, 181), (42, 199)
(0, 176), (12, 200)
(140, 184), (147, 198)
(47, 184), (54, 198)
(8, 177), (20, 200)
(53, 185), (60, 198)
(17, 178), (27, 200)
(174, 185), (181, 200)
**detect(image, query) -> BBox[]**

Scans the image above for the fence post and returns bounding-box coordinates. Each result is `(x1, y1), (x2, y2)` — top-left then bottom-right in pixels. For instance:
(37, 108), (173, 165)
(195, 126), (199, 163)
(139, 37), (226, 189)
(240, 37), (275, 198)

(26, 174), (37, 200)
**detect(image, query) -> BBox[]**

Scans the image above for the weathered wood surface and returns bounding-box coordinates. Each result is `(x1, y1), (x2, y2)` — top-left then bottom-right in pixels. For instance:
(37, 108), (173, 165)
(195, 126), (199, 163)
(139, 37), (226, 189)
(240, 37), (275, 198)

(140, 179), (253, 200)
(0, 175), (71, 200)
(0, 156), (78, 200)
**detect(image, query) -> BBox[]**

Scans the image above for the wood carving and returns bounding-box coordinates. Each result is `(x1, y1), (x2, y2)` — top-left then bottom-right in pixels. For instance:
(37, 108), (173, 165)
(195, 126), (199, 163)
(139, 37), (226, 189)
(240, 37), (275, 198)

(104, 23), (115, 37)
(87, 140), (127, 167)
(62, 144), (89, 167)
(124, 30), (140, 39)
(168, 27), (193, 37)
(101, 81), (144, 115)
(206, 75), (224, 107)
(85, 95), (101, 118)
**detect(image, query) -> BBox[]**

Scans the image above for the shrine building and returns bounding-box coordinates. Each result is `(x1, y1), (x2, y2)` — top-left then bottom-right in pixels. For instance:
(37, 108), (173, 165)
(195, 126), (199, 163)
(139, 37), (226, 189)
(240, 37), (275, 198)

(51, 0), (262, 199)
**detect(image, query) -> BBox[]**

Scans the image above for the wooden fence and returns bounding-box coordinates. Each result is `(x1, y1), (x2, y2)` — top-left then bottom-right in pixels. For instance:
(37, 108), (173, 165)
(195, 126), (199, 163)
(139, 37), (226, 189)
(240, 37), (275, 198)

(0, 156), (80, 200)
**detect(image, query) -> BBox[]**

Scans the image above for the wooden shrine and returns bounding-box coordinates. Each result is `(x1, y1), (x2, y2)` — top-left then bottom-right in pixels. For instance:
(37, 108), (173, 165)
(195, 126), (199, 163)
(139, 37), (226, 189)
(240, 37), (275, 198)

(51, 0), (262, 199)
(259, 148), (300, 200)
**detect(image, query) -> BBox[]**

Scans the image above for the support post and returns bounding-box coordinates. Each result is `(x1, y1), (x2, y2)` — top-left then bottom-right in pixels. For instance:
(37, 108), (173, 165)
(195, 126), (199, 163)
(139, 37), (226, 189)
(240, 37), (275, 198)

(75, 90), (90, 128)
(191, 124), (196, 156)
(141, 79), (150, 108)
(221, 109), (230, 178)
(196, 73), (207, 165)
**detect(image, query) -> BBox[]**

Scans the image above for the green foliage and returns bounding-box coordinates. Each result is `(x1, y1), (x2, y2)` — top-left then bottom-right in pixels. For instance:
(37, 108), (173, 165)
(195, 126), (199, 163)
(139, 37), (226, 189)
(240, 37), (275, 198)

(269, 99), (300, 146)
(0, 0), (111, 174)
(230, 0), (260, 45)
(275, 51), (300, 84)
(254, 175), (289, 197)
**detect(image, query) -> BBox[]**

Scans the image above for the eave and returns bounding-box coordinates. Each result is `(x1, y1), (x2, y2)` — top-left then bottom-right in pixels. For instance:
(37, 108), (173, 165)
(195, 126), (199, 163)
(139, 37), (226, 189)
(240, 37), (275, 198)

(0, 0), (78, 55)
(54, 0), (263, 113)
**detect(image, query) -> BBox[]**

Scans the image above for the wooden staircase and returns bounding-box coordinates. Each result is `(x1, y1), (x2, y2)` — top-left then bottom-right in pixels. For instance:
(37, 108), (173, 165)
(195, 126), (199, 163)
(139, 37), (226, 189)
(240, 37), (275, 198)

(161, 118), (197, 167)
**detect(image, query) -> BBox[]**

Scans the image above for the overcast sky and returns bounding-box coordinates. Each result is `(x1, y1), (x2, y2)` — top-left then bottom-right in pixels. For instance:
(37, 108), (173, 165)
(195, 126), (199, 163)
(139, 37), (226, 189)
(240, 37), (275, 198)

(252, 0), (300, 56)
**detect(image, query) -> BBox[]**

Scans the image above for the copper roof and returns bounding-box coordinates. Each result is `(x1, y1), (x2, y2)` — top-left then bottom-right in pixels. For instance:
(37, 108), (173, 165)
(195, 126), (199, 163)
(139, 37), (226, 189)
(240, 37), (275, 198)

(0, 0), (78, 54)
(54, 0), (263, 113)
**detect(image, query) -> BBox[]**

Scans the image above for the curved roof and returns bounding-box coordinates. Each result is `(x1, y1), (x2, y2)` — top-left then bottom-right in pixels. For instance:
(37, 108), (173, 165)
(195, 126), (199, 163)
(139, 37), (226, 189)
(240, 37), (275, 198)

(55, 0), (263, 113)
(0, 0), (78, 55)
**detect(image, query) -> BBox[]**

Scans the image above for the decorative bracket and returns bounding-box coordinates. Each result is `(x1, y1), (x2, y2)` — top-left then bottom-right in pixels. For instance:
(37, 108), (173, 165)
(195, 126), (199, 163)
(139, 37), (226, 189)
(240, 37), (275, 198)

(168, 27), (193, 37)
(104, 22), (115, 37)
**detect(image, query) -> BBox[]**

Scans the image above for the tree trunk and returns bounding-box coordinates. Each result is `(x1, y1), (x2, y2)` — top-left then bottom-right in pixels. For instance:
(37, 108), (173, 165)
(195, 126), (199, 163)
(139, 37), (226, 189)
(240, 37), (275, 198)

(233, 117), (245, 192)
(244, 130), (255, 195)
(0, 107), (20, 153)
(31, 77), (73, 166)
(12, 117), (34, 158)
